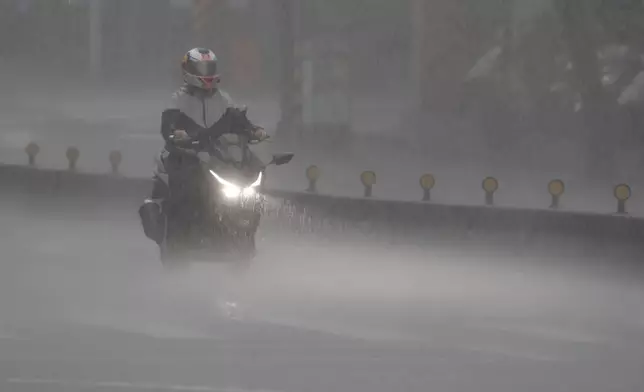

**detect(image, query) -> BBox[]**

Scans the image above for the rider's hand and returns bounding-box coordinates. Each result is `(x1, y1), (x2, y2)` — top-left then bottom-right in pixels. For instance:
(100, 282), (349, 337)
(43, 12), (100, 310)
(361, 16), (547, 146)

(173, 129), (189, 140)
(252, 127), (268, 141)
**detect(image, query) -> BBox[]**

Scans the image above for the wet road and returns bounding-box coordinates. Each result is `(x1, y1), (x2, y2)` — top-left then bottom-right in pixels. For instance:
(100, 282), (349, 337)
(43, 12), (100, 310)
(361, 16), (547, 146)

(0, 195), (643, 392)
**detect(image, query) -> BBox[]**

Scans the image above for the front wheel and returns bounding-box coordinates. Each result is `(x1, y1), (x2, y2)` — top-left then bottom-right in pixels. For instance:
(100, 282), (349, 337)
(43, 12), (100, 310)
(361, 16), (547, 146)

(159, 241), (188, 272)
(229, 231), (256, 265)
(159, 215), (189, 272)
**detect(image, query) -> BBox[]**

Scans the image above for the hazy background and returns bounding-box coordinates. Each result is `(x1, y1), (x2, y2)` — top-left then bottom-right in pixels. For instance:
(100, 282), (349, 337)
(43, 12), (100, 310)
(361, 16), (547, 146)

(2, 0), (644, 210)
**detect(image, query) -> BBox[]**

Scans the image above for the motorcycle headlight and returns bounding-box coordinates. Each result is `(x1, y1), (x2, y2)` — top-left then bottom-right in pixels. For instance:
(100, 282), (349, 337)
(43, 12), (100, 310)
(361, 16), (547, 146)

(222, 185), (242, 199)
(210, 170), (262, 199)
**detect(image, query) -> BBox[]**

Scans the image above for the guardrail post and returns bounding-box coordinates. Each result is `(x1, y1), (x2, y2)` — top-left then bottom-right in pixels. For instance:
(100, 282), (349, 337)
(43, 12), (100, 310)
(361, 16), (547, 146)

(419, 173), (435, 201)
(614, 184), (631, 214)
(361, 171), (376, 198)
(305, 165), (320, 193)
(25, 143), (40, 166)
(109, 150), (123, 175)
(66, 147), (80, 171)
(548, 179), (565, 209)
(482, 177), (498, 206)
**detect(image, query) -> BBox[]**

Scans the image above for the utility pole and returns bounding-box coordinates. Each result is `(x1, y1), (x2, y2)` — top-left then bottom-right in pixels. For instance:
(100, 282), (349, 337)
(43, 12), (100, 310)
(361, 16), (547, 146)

(193, 0), (218, 48)
(417, 0), (471, 113)
(276, 0), (302, 142)
(89, 0), (103, 80)
(410, 0), (426, 112)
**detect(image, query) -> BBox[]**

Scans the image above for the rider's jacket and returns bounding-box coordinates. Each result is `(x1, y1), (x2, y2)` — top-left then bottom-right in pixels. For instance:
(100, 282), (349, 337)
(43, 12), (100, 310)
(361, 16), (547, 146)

(161, 84), (241, 143)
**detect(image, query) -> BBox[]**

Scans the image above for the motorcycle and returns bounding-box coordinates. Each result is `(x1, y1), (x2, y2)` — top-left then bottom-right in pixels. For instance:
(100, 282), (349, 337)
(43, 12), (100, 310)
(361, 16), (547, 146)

(139, 126), (294, 265)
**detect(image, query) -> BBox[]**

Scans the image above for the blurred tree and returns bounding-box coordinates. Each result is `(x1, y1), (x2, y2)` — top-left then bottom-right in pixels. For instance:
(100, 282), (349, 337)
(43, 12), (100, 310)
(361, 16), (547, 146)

(553, 0), (644, 175)
(444, 0), (644, 174)
(597, 0), (644, 46)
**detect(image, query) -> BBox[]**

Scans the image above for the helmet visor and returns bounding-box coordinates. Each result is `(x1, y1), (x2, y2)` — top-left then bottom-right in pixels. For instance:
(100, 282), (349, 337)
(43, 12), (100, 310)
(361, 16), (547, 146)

(186, 60), (218, 77)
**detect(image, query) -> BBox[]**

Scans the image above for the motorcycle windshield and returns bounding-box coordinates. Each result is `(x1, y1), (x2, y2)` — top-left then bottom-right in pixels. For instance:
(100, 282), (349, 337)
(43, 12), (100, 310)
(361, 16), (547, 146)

(209, 134), (262, 187)
(212, 133), (249, 168)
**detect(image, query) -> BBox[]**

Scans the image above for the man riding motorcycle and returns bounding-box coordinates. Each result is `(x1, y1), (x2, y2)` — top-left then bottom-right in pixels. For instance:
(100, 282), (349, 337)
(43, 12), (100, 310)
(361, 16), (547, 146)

(140, 47), (267, 244)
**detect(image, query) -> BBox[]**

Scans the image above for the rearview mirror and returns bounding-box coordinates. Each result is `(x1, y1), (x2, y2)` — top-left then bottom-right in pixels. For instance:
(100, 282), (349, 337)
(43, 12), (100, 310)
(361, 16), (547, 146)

(271, 153), (294, 166)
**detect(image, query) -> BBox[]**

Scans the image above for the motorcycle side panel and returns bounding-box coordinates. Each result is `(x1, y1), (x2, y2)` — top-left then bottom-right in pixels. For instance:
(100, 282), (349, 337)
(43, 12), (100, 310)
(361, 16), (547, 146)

(139, 200), (165, 245)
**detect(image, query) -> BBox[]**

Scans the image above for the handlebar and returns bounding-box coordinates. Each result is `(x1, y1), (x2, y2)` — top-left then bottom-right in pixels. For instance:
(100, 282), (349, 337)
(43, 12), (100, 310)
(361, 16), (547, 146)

(167, 135), (202, 158)
(248, 134), (271, 145)
(168, 134), (200, 148)
(169, 131), (269, 149)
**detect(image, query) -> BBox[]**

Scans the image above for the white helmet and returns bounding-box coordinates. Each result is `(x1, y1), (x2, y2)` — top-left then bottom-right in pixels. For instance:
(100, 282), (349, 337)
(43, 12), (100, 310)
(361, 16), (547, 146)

(181, 48), (220, 91)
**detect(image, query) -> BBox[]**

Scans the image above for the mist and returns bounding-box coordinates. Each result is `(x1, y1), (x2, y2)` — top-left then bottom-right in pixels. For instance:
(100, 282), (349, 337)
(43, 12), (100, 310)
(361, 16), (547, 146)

(2, 1), (644, 213)
(1, 1), (644, 392)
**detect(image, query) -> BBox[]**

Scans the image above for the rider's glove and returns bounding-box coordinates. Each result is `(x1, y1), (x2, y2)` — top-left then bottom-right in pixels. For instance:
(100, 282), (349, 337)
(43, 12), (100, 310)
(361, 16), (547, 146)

(172, 129), (189, 140)
(251, 127), (268, 141)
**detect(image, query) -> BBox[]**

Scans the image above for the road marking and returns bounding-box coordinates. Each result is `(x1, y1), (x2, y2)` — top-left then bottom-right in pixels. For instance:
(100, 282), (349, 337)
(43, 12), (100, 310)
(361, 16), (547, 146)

(7, 378), (286, 392)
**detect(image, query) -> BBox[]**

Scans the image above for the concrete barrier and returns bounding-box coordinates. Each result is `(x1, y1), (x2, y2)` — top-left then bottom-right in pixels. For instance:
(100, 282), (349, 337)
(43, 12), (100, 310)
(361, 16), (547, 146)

(8, 143), (640, 214)
(2, 164), (643, 248)
(0, 164), (149, 201)
(268, 190), (644, 245)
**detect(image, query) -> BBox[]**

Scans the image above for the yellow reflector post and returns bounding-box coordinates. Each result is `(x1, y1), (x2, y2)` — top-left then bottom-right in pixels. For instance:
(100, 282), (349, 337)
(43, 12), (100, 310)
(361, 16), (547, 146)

(614, 184), (631, 214)
(109, 150), (122, 174)
(482, 176), (498, 205)
(548, 179), (565, 209)
(66, 147), (80, 171)
(361, 171), (376, 197)
(419, 174), (435, 201)
(25, 142), (40, 166)
(305, 165), (320, 193)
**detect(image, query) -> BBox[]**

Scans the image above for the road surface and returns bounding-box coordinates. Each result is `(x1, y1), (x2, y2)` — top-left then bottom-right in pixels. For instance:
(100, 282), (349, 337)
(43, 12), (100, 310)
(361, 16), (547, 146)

(0, 194), (643, 392)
